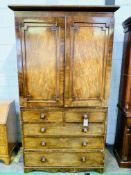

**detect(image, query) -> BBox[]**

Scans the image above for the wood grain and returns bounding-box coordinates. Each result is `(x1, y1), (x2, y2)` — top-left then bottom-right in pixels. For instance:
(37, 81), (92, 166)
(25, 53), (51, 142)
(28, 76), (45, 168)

(0, 101), (17, 165)
(0, 125), (6, 134)
(64, 17), (111, 107)
(0, 146), (8, 155)
(22, 110), (63, 122)
(0, 136), (6, 145)
(11, 5), (117, 173)
(20, 18), (65, 107)
(65, 110), (105, 123)
(114, 17), (131, 168)
(9, 5), (119, 12)
(24, 137), (104, 150)
(24, 151), (104, 167)
(23, 123), (104, 136)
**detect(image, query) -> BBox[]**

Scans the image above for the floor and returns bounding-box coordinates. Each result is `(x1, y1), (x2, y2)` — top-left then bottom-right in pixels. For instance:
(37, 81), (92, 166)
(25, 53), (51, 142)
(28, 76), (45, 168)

(0, 148), (131, 174)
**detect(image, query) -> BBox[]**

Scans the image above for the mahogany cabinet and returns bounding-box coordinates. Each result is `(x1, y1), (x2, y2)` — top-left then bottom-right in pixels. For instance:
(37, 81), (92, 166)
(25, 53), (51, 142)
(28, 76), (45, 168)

(114, 17), (131, 167)
(9, 5), (119, 173)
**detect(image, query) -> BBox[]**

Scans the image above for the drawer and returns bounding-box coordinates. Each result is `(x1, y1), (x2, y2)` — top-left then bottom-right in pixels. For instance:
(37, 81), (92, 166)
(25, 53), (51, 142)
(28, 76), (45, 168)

(65, 110), (106, 123)
(24, 137), (104, 150)
(22, 110), (63, 122)
(24, 151), (104, 167)
(0, 125), (6, 135)
(23, 123), (104, 136)
(0, 146), (8, 155)
(0, 135), (7, 145)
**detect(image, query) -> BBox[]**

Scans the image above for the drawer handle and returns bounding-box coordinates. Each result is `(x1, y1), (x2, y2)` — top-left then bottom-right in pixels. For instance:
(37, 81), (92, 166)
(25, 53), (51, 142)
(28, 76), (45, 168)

(83, 114), (88, 119)
(82, 141), (87, 146)
(41, 157), (46, 162)
(82, 128), (88, 133)
(41, 128), (46, 133)
(40, 113), (45, 119)
(81, 156), (86, 162)
(41, 141), (46, 146)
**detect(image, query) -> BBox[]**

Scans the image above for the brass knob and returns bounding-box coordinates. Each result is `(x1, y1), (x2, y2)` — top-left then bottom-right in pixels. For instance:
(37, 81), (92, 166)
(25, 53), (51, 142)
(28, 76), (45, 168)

(41, 157), (46, 162)
(40, 113), (45, 119)
(41, 141), (46, 146)
(82, 141), (87, 146)
(125, 104), (129, 110)
(41, 128), (46, 133)
(81, 156), (86, 162)
(83, 114), (88, 119)
(82, 128), (88, 133)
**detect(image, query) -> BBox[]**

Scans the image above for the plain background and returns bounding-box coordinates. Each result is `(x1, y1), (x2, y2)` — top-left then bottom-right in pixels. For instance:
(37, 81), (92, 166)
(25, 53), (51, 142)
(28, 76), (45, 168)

(0, 0), (130, 144)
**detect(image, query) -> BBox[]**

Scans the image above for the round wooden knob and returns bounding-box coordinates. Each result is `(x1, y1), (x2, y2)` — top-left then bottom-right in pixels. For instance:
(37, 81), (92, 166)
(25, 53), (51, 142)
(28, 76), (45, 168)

(125, 104), (129, 110)
(81, 156), (86, 162)
(41, 157), (46, 162)
(83, 114), (88, 119)
(41, 141), (46, 146)
(82, 128), (88, 133)
(82, 141), (87, 146)
(41, 128), (46, 133)
(40, 113), (45, 119)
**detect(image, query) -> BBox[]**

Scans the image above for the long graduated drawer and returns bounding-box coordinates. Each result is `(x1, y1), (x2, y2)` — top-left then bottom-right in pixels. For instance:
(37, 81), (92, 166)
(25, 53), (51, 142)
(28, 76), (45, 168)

(24, 151), (104, 167)
(24, 137), (104, 150)
(23, 123), (105, 136)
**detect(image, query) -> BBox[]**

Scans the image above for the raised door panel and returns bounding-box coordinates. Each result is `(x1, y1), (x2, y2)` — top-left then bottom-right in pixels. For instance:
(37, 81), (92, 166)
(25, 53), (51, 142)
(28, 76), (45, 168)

(17, 18), (65, 107)
(65, 16), (113, 107)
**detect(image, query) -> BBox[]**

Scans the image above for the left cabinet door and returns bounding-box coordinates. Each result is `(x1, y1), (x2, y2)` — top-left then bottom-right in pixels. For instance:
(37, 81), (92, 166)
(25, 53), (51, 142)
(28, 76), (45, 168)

(16, 18), (65, 107)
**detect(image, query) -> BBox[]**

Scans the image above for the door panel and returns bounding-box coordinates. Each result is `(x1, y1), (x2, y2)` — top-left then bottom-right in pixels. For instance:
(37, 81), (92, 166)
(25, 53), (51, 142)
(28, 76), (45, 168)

(19, 18), (65, 107)
(65, 17), (111, 107)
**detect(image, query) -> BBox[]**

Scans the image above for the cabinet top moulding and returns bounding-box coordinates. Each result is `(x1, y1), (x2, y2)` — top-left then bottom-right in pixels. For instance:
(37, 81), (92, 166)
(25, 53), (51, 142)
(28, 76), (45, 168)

(8, 5), (119, 12)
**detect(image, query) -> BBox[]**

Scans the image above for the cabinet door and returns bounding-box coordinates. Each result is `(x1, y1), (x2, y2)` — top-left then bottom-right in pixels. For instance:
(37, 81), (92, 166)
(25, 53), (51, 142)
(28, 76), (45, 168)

(65, 16), (113, 107)
(17, 18), (65, 107)
(118, 31), (131, 110)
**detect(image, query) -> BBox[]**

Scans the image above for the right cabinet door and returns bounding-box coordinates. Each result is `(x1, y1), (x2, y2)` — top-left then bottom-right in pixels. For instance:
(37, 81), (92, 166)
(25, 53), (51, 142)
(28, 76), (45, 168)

(64, 16), (113, 107)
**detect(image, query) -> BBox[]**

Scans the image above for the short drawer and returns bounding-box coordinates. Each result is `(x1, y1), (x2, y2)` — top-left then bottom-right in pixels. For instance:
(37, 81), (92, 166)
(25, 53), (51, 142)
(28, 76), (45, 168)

(23, 123), (104, 136)
(0, 125), (6, 135)
(24, 137), (104, 150)
(24, 151), (104, 167)
(0, 146), (8, 155)
(21, 110), (63, 122)
(65, 110), (106, 123)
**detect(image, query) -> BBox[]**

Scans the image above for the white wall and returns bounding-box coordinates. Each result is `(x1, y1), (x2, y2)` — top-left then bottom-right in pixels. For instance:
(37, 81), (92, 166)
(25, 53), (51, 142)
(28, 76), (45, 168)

(1, 0), (130, 143)
(106, 0), (131, 144)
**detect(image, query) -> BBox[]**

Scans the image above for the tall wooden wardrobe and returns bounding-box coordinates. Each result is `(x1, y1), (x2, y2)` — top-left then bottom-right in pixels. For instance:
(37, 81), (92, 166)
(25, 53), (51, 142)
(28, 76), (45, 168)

(9, 5), (119, 173)
(114, 17), (131, 168)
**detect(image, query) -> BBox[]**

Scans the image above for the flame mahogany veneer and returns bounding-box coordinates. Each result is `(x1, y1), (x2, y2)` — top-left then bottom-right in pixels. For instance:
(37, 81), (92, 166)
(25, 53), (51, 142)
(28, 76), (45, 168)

(114, 17), (131, 168)
(9, 5), (119, 173)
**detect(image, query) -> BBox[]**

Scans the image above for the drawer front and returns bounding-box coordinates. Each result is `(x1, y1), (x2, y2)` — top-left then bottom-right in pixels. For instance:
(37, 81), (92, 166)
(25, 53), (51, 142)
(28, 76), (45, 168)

(24, 151), (104, 167)
(0, 146), (8, 155)
(22, 110), (63, 122)
(24, 137), (104, 150)
(23, 123), (104, 136)
(0, 125), (6, 135)
(65, 110), (106, 123)
(0, 136), (7, 145)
